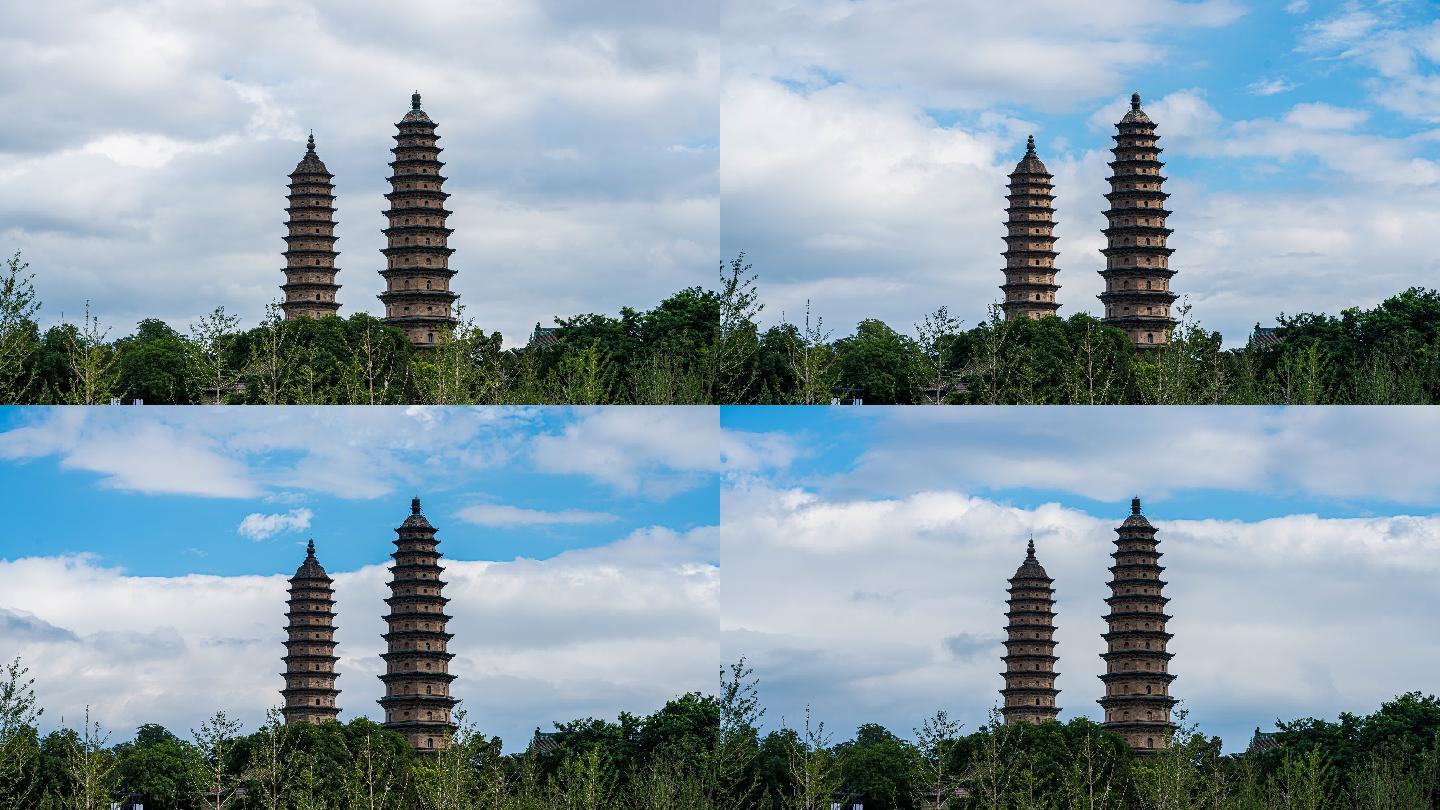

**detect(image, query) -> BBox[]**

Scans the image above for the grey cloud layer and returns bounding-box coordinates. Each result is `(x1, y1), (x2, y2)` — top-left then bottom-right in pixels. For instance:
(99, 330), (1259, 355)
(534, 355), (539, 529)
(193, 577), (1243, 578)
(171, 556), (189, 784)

(0, 0), (717, 344)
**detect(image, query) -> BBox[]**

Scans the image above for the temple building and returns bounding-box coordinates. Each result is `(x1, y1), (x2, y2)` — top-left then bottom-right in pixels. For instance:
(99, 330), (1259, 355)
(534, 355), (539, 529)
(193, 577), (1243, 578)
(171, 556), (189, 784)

(1000, 538), (1061, 724)
(280, 540), (341, 725)
(1099, 497), (1178, 751)
(1000, 136), (1061, 320)
(1098, 94), (1178, 347)
(380, 93), (459, 347)
(379, 497), (458, 752)
(280, 134), (342, 319)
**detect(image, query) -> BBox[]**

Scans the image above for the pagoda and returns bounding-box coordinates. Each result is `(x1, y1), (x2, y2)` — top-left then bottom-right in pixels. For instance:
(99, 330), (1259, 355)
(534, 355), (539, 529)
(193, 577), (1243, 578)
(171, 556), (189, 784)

(1099, 497), (1178, 752)
(1000, 136), (1061, 320)
(1000, 538), (1060, 724)
(280, 540), (341, 724)
(379, 497), (458, 752)
(1098, 93), (1177, 347)
(280, 134), (342, 319)
(379, 93), (459, 347)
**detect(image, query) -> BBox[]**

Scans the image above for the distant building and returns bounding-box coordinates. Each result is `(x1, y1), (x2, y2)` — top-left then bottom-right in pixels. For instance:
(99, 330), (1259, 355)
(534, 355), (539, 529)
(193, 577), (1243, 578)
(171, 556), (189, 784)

(1000, 136), (1061, 321)
(527, 322), (561, 350)
(379, 94), (460, 347)
(280, 540), (341, 724)
(1000, 538), (1061, 724)
(1098, 94), (1178, 348)
(1099, 497), (1178, 751)
(1249, 325), (1282, 350)
(1247, 727), (1281, 753)
(379, 497), (459, 752)
(279, 134), (342, 320)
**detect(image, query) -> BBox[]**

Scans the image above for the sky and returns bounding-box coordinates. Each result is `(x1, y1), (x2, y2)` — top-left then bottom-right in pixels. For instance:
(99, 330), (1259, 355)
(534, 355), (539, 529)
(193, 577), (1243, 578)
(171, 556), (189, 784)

(0, 0), (717, 347)
(721, 406), (1440, 752)
(0, 406), (719, 750)
(721, 0), (1440, 346)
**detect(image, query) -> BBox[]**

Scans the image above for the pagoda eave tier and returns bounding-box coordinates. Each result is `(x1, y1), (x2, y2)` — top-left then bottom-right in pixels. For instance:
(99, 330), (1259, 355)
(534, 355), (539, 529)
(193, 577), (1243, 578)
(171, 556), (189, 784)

(387, 574), (450, 588)
(385, 205), (453, 218)
(281, 284), (343, 296)
(379, 245), (456, 258)
(378, 672), (458, 686)
(383, 190), (451, 202)
(380, 648), (456, 662)
(1107, 158), (1165, 169)
(999, 686), (1061, 696)
(1102, 610), (1173, 623)
(1007, 576), (1056, 586)
(1102, 225), (1173, 238)
(389, 158), (447, 168)
(282, 249), (339, 260)
(1005, 203), (1055, 214)
(378, 294), (461, 308)
(1099, 245), (1174, 259)
(286, 192), (336, 202)
(379, 697), (460, 711)
(1002, 249), (1059, 259)
(1097, 696), (1179, 711)
(1106, 173), (1169, 185)
(382, 226), (456, 238)
(1003, 608), (1057, 618)
(1000, 654), (1058, 664)
(280, 685), (341, 696)
(381, 631), (456, 643)
(1103, 206), (1172, 219)
(1101, 631), (1174, 643)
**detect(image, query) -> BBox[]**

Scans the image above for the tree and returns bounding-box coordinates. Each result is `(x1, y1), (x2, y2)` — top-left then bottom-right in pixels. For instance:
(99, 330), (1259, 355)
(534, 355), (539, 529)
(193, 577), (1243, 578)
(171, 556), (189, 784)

(833, 319), (926, 404)
(114, 725), (202, 810)
(0, 252), (40, 403)
(913, 710), (962, 808)
(781, 302), (837, 405)
(116, 319), (194, 404)
(0, 657), (42, 810)
(191, 710), (243, 809)
(712, 659), (764, 807)
(188, 306), (242, 404)
(711, 254), (764, 403)
(62, 707), (118, 810)
(411, 709), (482, 810)
(61, 301), (119, 405)
(914, 307), (963, 405)
(782, 706), (841, 810)
(344, 719), (409, 810)
(243, 303), (298, 405)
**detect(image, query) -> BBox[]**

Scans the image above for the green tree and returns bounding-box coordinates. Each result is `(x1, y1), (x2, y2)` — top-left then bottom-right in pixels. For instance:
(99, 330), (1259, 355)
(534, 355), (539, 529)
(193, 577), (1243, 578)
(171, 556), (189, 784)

(0, 252), (41, 403)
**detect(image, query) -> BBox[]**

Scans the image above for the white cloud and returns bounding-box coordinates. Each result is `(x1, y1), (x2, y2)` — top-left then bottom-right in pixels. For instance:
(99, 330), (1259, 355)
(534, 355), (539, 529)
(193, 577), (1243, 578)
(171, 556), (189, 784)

(530, 407), (720, 496)
(798, 407), (1440, 506)
(455, 503), (617, 527)
(0, 525), (717, 749)
(720, 483), (1440, 750)
(1247, 77), (1298, 96)
(237, 508), (314, 541)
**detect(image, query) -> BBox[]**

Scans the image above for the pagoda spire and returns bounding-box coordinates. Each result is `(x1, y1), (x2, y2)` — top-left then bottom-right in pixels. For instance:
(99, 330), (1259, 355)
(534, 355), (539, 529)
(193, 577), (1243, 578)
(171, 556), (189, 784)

(1000, 135), (1061, 320)
(1099, 497), (1178, 751)
(280, 540), (341, 725)
(280, 134), (342, 319)
(379, 92), (459, 347)
(1000, 537), (1060, 725)
(1098, 92), (1177, 347)
(379, 496), (458, 752)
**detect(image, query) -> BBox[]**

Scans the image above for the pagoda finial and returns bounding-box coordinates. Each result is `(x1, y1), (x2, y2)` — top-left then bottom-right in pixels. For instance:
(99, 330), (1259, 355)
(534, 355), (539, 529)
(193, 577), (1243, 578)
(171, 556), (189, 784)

(306, 538), (316, 557)
(1131, 496), (1142, 514)
(411, 496), (422, 515)
(306, 130), (315, 152)
(1131, 92), (1142, 111)
(412, 91), (422, 111)
(1026, 536), (1036, 558)
(1025, 134), (1036, 157)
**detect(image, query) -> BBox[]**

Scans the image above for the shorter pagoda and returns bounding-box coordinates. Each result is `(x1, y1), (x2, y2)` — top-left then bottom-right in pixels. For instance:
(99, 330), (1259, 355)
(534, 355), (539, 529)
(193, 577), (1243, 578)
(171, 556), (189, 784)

(1000, 136), (1061, 320)
(379, 497), (458, 752)
(281, 540), (341, 724)
(1099, 497), (1178, 751)
(280, 134), (342, 319)
(1000, 538), (1060, 724)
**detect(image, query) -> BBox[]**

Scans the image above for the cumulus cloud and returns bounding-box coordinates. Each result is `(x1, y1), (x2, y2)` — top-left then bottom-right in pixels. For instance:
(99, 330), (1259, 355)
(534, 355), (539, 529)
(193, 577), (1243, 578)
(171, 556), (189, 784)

(237, 508), (314, 540)
(720, 483), (1440, 751)
(455, 503), (617, 527)
(0, 525), (717, 749)
(0, 0), (717, 346)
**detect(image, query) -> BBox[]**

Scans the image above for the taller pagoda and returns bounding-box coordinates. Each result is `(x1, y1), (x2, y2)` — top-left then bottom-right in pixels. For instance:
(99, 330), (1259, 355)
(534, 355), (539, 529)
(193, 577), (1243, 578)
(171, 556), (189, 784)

(1000, 136), (1061, 320)
(1099, 497), (1178, 752)
(379, 93), (459, 347)
(280, 134), (342, 319)
(1098, 93), (1177, 347)
(1000, 538), (1061, 724)
(379, 497), (458, 752)
(280, 540), (341, 725)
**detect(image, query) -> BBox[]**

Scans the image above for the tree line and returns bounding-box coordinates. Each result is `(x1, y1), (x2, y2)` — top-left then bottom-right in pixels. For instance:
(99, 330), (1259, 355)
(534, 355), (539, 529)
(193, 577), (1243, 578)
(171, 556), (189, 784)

(0, 657), (716, 809)
(2, 250), (1437, 405)
(4, 654), (1436, 809)
(711, 659), (1440, 810)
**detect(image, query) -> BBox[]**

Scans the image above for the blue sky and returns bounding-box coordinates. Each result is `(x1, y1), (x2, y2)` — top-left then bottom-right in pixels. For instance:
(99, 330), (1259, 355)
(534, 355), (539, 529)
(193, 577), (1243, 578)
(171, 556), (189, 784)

(0, 406), (718, 748)
(721, 406), (1440, 752)
(0, 408), (717, 577)
(722, 0), (1440, 345)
